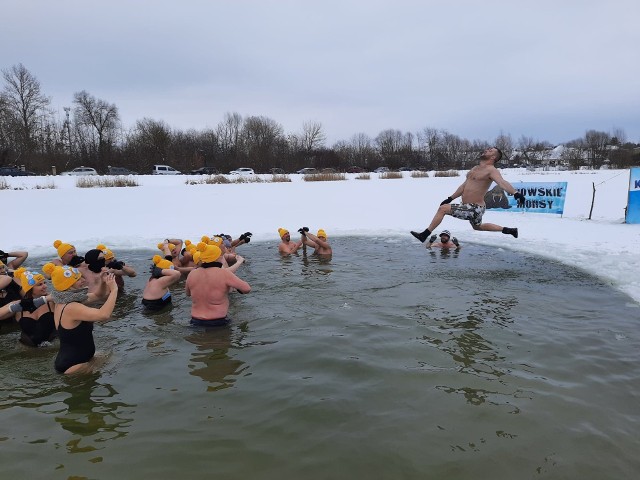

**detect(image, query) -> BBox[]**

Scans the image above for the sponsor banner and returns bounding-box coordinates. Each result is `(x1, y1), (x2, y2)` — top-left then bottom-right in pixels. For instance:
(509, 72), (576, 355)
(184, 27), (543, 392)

(485, 182), (567, 214)
(626, 167), (640, 224)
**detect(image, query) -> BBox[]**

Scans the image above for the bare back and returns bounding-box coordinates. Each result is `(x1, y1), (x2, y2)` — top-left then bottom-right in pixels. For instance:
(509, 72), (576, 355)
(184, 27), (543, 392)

(186, 267), (250, 320)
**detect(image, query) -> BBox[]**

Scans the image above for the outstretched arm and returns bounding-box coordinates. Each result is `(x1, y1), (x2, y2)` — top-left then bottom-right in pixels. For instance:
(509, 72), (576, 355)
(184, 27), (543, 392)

(305, 232), (329, 248)
(489, 169), (517, 195)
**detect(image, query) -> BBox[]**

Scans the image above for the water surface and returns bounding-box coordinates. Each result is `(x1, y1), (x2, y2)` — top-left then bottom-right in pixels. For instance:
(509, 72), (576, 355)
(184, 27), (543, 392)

(1, 237), (639, 479)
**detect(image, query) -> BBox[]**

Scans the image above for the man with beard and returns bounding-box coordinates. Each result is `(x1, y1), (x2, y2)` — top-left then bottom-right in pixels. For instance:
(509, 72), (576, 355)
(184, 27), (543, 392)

(410, 147), (525, 241)
(277, 228), (303, 255)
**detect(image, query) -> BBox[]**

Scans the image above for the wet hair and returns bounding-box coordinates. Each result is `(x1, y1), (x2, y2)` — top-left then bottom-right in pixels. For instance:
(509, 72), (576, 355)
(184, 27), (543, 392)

(494, 147), (503, 162)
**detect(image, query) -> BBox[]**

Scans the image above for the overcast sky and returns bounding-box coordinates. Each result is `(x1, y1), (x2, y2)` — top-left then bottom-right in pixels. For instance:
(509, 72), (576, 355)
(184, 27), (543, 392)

(3, 0), (639, 146)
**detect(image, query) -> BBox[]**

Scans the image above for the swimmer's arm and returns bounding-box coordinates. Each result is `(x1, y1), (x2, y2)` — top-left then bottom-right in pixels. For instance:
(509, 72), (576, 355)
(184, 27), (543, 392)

(166, 239), (183, 251)
(0, 275), (12, 289)
(7, 251), (28, 268)
(450, 181), (466, 200)
(227, 272), (251, 294)
(301, 235), (317, 249)
(70, 290), (118, 323)
(121, 264), (137, 277)
(305, 232), (329, 248)
(159, 269), (182, 288)
(489, 169), (517, 195)
(73, 275), (118, 322)
(0, 302), (16, 321)
(90, 272), (110, 301)
(175, 265), (195, 275)
(225, 255), (244, 273)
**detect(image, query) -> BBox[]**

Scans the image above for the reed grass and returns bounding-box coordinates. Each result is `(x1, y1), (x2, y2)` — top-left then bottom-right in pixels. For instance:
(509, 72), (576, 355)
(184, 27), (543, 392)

(379, 171), (403, 179)
(434, 170), (459, 177)
(303, 172), (346, 182)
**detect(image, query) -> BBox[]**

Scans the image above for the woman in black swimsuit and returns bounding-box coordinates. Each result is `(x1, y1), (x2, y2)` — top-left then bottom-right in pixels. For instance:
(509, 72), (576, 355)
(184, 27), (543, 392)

(42, 263), (119, 374)
(13, 268), (57, 347)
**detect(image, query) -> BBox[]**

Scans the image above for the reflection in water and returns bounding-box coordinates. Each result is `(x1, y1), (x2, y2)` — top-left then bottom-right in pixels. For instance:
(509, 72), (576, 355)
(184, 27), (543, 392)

(420, 290), (521, 406)
(428, 248), (461, 260)
(301, 249), (333, 276)
(55, 373), (135, 452)
(184, 327), (248, 392)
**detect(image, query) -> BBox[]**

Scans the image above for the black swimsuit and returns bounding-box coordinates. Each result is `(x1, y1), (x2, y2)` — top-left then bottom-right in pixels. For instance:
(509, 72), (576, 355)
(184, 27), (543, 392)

(18, 303), (57, 347)
(142, 289), (172, 311)
(54, 303), (95, 373)
(0, 280), (22, 308)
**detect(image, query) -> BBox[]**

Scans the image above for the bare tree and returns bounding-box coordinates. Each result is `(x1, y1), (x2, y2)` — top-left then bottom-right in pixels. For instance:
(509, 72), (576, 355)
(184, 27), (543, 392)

(494, 131), (514, 162)
(583, 129), (610, 168)
(240, 115), (284, 171)
(299, 120), (327, 152)
(1, 63), (50, 165)
(129, 118), (172, 169)
(611, 127), (626, 146)
(73, 90), (120, 169)
(216, 112), (243, 163)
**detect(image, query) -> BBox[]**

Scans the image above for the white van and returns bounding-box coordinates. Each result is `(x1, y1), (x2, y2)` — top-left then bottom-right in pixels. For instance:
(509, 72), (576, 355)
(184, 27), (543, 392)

(152, 164), (181, 175)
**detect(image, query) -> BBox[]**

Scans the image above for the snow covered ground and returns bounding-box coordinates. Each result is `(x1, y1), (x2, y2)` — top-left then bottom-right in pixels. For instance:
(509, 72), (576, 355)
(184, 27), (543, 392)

(2, 168), (639, 303)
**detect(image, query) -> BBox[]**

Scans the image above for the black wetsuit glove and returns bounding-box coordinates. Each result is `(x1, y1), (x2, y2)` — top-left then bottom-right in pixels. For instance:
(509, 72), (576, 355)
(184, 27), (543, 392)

(0, 250), (8, 263)
(428, 235), (438, 243)
(297, 227), (307, 236)
(151, 266), (163, 279)
(514, 192), (526, 208)
(452, 237), (460, 247)
(107, 260), (124, 270)
(440, 197), (453, 205)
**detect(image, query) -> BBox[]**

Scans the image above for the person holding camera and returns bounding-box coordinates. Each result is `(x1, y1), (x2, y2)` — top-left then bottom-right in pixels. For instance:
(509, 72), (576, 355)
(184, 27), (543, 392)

(299, 227), (332, 257)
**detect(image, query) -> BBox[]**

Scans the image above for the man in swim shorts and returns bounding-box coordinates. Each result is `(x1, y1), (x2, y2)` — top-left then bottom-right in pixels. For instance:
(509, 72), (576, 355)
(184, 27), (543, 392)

(185, 243), (251, 326)
(410, 147), (525, 242)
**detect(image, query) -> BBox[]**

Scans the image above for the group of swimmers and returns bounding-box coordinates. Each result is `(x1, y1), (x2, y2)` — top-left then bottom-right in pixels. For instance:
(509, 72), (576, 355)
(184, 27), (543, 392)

(0, 227), (332, 375)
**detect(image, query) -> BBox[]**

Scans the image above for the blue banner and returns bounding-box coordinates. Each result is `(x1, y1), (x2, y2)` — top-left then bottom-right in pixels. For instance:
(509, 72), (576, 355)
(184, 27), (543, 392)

(484, 182), (567, 214)
(626, 167), (640, 224)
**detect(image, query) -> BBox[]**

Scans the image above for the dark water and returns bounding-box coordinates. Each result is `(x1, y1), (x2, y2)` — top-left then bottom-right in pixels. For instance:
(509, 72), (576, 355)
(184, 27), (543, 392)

(1, 237), (639, 479)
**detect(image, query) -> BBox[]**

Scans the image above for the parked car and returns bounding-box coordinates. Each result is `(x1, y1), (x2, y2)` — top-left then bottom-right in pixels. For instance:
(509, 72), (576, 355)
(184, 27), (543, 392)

(374, 166), (390, 173)
(152, 164), (181, 175)
(61, 166), (98, 176)
(346, 166), (365, 173)
(0, 166), (36, 176)
(296, 167), (317, 175)
(229, 167), (255, 176)
(190, 166), (219, 175)
(399, 166), (413, 172)
(107, 166), (138, 175)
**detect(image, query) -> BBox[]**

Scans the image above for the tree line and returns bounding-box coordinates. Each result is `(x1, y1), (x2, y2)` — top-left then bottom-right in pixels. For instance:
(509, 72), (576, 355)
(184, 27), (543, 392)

(1, 63), (638, 174)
